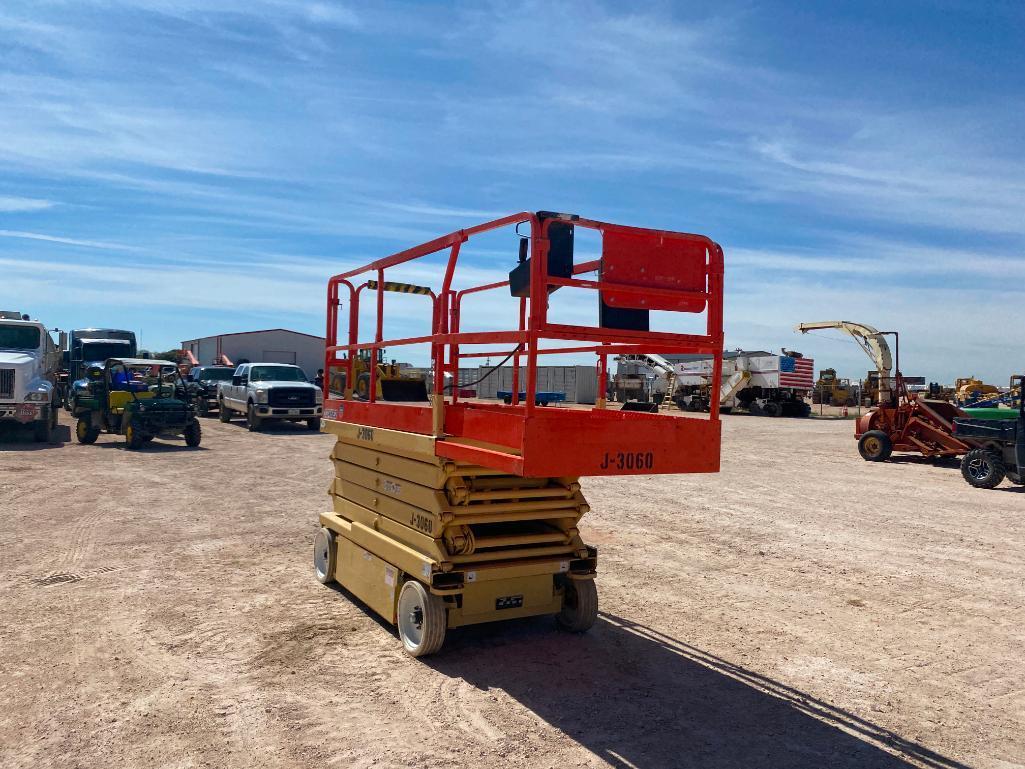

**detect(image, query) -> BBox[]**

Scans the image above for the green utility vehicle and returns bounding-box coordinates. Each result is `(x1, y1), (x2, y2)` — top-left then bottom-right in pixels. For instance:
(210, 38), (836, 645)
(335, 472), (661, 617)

(952, 375), (1024, 489)
(72, 358), (201, 449)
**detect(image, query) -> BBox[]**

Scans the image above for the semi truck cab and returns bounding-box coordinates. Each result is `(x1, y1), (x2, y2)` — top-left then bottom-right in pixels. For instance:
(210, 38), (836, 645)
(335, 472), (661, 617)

(0, 311), (63, 442)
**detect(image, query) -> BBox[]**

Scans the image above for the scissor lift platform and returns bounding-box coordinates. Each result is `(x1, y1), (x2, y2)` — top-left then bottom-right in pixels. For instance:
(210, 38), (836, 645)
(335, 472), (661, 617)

(314, 210), (724, 655)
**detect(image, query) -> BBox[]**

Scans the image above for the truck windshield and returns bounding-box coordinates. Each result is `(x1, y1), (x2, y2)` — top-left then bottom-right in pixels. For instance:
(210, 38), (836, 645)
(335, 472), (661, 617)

(82, 342), (131, 362)
(0, 325), (41, 350)
(249, 365), (307, 382)
(200, 368), (235, 382)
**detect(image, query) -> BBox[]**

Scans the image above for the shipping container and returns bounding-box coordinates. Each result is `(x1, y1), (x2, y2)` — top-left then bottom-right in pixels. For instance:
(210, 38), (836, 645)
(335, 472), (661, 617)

(474, 365), (598, 404)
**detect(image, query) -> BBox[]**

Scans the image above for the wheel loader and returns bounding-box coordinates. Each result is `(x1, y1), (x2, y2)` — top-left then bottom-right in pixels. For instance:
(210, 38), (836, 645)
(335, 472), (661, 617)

(812, 368), (855, 406)
(332, 348), (428, 402)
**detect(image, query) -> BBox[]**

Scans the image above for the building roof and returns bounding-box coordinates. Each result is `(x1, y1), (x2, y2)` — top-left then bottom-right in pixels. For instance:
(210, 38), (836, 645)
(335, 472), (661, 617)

(181, 328), (325, 344)
(112, 357), (178, 367)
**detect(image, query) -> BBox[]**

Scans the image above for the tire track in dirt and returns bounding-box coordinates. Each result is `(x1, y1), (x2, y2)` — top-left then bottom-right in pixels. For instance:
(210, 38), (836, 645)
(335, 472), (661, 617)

(53, 508), (107, 573)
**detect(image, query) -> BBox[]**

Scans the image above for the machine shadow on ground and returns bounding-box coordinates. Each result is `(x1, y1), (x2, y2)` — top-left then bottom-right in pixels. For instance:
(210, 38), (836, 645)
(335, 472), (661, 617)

(427, 612), (973, 769)
(0, 423), (70, 450)
(216, 418), (324, 436)
(887, 456), (961, 468)
(92, 441), (209, 452)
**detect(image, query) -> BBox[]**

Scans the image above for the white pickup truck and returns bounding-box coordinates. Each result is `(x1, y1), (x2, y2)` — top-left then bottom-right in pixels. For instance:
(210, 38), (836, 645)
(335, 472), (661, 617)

(217, 362), (322, 431)
(0, 311), (63, 442)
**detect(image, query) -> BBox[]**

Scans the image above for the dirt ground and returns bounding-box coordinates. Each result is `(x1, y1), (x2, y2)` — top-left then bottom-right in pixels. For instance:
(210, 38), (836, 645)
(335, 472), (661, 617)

(1, 409), (1022, 769)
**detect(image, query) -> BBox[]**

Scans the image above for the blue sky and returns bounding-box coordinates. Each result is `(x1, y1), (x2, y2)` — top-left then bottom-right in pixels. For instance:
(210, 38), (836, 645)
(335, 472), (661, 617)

(2, 1), (1023, 381)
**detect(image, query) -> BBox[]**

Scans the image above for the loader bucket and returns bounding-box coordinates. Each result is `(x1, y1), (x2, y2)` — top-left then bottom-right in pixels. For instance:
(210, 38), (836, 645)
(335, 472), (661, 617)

(380, 377), (429, 402)
(620, 401), (658, 413)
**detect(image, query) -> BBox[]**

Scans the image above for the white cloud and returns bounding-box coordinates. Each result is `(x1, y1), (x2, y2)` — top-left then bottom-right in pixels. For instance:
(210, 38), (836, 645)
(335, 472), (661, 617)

(302, 2), (359, 28)
(0, 196), (55, 212)
(0, 229), (136, 250)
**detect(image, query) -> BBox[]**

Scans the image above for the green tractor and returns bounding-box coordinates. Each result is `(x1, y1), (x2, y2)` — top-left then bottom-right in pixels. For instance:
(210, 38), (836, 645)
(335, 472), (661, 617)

(72, 358), (201, 449)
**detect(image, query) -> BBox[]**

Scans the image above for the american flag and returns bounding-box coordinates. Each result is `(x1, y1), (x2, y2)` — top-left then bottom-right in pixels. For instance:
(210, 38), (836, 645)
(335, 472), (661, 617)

(779, 356), (814, 389)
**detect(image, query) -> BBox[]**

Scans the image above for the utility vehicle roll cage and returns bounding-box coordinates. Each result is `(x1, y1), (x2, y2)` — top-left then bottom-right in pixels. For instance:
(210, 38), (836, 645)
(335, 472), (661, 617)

(324, 211), (724, 477)
(103, 358), (185, 400)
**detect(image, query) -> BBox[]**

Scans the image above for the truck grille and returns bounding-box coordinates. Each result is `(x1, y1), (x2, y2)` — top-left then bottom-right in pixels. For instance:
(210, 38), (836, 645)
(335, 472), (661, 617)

(0, 369), (13, 399)
(268, 387), (315, 407)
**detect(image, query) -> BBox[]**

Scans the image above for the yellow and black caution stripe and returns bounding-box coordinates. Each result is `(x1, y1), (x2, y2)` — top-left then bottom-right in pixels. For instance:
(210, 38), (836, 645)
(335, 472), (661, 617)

(366, 280), (433, 296)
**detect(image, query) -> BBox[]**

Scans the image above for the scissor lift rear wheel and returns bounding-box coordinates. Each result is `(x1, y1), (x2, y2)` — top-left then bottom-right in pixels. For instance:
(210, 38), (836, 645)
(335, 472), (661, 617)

(313, 527), (336, 584)
(397, 579), (446, 657)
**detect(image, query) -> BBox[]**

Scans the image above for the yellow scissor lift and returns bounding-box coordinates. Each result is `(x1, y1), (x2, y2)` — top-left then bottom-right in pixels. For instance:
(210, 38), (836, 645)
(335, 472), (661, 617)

(314, 210), (724, 656)
(314, 420), (597, 656)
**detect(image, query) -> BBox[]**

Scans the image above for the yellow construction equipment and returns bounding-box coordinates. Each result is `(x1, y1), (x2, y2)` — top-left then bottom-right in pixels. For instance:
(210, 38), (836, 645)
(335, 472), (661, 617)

(812, 368), (855, 406)
(329, 348), (429, 402)
(954, 377), (999, 406)
(315, 210), (726, 656)
(315, 421), (596, 655)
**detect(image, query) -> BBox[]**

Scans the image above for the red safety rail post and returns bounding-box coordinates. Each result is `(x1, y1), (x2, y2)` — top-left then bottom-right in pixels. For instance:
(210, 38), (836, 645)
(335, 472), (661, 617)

(323, 211), (725, 478)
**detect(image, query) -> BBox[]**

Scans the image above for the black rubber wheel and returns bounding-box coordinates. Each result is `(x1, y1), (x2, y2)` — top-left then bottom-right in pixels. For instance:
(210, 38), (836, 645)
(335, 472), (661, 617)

(961, 448), (1005, 489)
(76, 418), (99, 444)
(763, 401), (783, 417)
(557, 578), (598, 633)
(307, 417), (321, 431)
(218, 400), (232, 422)
(748, 402), (764, 416)
(355, 372), (372, 400)
(32, 418), (50, 443)
(246, 403), (262, 431)
(184, 421), (202, 447)
(124, 423), (145, 450)
(858, 430), (893, 462)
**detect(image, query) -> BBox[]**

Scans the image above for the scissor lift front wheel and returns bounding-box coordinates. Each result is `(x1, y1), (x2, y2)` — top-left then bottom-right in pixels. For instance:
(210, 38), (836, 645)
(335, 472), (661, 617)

(397, 580), (447, 657)
(556, 576), (598, 633)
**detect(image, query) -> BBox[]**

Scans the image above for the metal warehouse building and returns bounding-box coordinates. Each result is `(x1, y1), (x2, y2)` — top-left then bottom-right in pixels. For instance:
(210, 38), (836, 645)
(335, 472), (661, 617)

(181, 329), (325, 379)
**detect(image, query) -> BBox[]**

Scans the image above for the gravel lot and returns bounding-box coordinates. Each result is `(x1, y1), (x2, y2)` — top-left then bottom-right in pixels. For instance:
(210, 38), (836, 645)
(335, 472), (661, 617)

(1, 410), (1022, 769)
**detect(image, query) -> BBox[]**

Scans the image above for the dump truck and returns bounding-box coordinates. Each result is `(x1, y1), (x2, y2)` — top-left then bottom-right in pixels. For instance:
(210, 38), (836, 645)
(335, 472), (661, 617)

(0, 311), (63, 442)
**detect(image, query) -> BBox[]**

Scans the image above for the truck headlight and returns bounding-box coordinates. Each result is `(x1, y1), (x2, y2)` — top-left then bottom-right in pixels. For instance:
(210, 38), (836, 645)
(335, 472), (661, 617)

(25, 391), (48, 402)
(315, 388), (323, 403)
(255, 389), (268, 404)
